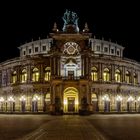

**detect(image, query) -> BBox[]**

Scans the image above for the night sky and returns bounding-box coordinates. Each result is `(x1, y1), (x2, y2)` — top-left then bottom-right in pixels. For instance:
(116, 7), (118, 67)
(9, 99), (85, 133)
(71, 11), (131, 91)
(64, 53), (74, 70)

(0, 1), (140, 62)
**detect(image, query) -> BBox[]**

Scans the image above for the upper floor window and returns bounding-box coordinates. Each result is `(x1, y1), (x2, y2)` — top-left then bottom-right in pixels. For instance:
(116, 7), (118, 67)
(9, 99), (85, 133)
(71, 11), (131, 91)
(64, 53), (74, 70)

(111, 49), (114, 54)
(29, 49), (32, 54)
(117, 50), (120, 56)
(103, 68), (110, 81)
(35, 47), (38, 52)
(91, 67), (98, 81)
(133, 73), (137, 84)
(104, 47), (108, 53)
(42, 46), (46, 51)
(21, 69), (27, 83)
(115, 69), (121, 82)
(45, 67), (51, 81)
(96, 45), (100, 51)
(12, 71), (17, 84)
(23, 51), (26, 55)
(32, 68), (39, 82)
(125, 71), (130, 83)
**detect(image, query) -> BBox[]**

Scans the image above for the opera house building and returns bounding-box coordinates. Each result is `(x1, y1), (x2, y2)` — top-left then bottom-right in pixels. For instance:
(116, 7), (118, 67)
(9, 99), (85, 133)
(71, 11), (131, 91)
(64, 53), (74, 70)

(0, 10), (140, 114)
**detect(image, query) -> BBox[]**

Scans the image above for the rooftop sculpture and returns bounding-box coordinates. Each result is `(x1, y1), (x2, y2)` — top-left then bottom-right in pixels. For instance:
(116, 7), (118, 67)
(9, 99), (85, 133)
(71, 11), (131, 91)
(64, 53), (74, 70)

(62, 10), (79, 32)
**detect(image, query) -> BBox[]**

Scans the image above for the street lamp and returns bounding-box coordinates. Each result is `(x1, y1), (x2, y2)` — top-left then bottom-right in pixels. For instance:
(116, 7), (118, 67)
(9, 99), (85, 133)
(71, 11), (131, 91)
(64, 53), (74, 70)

(0, 97), (4, 112)
(116, 96), (122, 112)
(8, 96), (15, 112)
(19, 96), (26, 112)
(102, 95), (110, 112)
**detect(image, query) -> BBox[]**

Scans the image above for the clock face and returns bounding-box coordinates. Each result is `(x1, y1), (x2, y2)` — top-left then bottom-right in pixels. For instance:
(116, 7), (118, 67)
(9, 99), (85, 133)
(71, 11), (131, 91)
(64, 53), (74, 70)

(63, 42), (79, 55)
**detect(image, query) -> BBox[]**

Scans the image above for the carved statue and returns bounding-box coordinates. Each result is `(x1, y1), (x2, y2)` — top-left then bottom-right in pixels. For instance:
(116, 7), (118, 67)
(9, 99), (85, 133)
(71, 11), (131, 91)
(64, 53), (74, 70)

(62, 10), (79, 32)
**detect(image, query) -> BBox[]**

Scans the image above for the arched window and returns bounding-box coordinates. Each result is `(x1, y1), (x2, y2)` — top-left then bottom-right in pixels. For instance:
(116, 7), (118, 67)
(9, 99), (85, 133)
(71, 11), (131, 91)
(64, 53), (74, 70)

(125, 71), (130, 83)
(115, 69), (121, 82)
(12, 71), (17, 83)
(133, 73), (137, 84)
(21, 69), (27, 83)
(32, 68), (39, 82)
(91, 67), (98, 81)
(44, 67), (51, 81)
(103, 68), (110, 81)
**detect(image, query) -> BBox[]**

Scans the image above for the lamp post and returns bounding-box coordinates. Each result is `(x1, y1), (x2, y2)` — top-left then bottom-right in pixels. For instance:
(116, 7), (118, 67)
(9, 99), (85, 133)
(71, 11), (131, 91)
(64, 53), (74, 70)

(32, 95), (40, 112)
(0, 97), (4, 112)
(8, 96), (15, 112)
(19, 96), (26, 112)
(127, 96), (134, 112)
(137, 97), (140, 112)
(116, 96), (122, 112)
(102, 95), (110, 112)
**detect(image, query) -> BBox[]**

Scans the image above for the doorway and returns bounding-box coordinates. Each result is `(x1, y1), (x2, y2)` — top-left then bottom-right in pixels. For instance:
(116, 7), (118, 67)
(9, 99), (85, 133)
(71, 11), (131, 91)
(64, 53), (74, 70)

(63, 87), (79, 113)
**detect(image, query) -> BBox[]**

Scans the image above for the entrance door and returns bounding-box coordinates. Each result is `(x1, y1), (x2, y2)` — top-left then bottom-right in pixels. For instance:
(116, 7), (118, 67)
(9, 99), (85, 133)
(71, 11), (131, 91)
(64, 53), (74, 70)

(68, 97), (75, 112)
(68, 71), (74, 79)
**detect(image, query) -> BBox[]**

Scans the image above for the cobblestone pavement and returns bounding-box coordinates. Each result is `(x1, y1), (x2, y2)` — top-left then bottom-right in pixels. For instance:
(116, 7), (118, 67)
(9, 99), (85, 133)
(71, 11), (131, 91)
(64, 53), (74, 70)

(20, 115), (106, 140)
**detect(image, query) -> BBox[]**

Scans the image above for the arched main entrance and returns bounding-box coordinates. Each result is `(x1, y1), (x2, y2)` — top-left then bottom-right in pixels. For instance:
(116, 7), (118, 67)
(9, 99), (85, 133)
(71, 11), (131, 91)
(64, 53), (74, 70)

(63, 87), (79, 113)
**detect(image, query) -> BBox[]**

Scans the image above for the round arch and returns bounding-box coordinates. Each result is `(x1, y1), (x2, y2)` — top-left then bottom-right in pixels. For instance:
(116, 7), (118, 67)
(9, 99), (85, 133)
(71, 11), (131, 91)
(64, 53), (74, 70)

(63, 87), (79, 113)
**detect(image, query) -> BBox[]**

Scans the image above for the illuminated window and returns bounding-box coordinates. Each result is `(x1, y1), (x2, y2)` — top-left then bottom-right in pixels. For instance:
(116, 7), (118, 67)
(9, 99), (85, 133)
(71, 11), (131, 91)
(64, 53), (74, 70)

(45, 67), (51, 81)
(125, 71), (130, 83)
(133, 73), (137, 84)
(103, 68), (110, 81)
(91, 67), (98, 81)
(32, 68), (39, 82)
(21, 69), (27, 83)
(115, 69), (121, 82)
(91, 93), (97, 102)
(12, 71), (17, 83)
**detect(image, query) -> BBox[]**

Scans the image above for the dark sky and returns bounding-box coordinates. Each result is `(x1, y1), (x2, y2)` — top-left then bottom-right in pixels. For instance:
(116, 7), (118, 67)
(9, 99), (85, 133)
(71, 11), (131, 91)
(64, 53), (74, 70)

(0, 1), (140, 62)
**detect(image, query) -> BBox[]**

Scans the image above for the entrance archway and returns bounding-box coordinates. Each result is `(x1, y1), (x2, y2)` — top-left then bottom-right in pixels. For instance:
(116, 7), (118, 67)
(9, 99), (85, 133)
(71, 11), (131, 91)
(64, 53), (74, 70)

(63, 87), (79, 113)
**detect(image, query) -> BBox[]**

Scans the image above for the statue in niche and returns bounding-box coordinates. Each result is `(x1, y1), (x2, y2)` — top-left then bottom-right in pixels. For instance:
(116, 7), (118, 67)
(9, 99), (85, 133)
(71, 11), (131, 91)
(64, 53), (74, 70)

(62, 9), (79, 32)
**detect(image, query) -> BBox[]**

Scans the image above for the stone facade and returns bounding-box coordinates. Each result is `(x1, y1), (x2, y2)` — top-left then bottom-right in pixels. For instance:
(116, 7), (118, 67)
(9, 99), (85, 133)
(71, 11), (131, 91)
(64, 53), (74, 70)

(0, 11), (140, 114)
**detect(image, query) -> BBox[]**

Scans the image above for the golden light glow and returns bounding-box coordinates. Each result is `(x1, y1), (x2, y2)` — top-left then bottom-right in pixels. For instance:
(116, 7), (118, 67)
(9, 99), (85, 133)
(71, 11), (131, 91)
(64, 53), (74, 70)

(12, 71), (17, 83)
(91, 67), (98, 81)
(32, 68), (39, 82)
(103, 68), (110, 81)
(63, 87), (79, 113)
(116, 96), (123, 101)
(0, 97), (4, 102)
(33, 95), (40, 101)
(102, 95), (110, 101)
(8, 96), (15, 102)
(21, 69), (27, 83)
(115, 69), (121, 82)
(19, 96), (26, 101)
(127, 96), (134, 102)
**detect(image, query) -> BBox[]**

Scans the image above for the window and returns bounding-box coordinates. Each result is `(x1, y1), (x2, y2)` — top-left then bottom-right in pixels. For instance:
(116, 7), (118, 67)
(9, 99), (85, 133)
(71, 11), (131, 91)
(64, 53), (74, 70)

(32, 68), (39, 82)
(35, 47), (38, 52)
(133, 73), (137, 84)
(103, 68), (110, 81)
(21, 69), (27, 83)
(91, 67), (98, 81)
(96, 45), (100, 51)
(104, 47), (108, 53)
(115, 69), (121, 82)
(44, 67), (51, 81)
(12, 71), (17, 83)
(111, 49), (114, 54)
(23, 51), (26, 55)
(125, 71), (130, 83)
(42, 46), (46, 51)
(117, 50), (120, 55)
(29, 49), (32, 54)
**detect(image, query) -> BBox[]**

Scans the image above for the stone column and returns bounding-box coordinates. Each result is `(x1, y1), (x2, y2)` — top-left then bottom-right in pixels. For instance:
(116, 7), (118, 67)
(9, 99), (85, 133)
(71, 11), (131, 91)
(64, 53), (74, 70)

(27, 65), (31, 83)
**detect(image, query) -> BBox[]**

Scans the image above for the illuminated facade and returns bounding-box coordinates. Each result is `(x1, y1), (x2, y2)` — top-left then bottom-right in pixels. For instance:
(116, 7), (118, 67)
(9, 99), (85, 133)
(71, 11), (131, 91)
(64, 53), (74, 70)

(0, 10), (140, 114)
